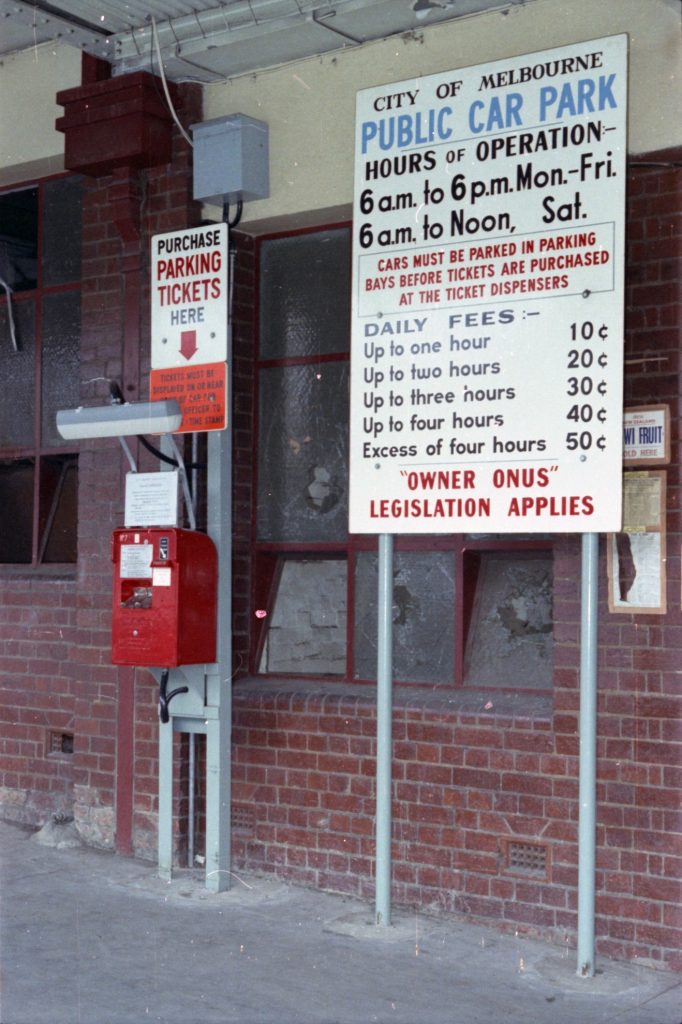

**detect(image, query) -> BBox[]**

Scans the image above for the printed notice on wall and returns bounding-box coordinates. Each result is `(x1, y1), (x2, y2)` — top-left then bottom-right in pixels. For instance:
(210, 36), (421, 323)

(349, 35), (627, 533)
(125, 471), (179, 528)
(607, 471), (666, 614)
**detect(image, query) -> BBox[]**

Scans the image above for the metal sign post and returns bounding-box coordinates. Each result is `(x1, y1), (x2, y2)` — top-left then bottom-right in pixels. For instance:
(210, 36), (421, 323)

(375, 533), (394, 926)
(577, 532), (599, 976)
(350, 37), (628, 942)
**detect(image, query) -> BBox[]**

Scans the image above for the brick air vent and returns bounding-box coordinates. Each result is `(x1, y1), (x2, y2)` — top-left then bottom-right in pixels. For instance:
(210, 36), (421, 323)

(231, 804), (255, 833)
(504, 839), (549, 878)
(47, 731), (74, 756)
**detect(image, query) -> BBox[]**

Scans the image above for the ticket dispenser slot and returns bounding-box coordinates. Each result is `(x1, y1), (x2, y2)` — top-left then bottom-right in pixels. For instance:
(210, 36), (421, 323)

(111, 527), (217, 675)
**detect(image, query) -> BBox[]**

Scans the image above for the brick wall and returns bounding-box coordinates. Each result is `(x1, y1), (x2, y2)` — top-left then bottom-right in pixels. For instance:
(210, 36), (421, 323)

(230, 662), (680, 971)
(0, 577), (77, 824)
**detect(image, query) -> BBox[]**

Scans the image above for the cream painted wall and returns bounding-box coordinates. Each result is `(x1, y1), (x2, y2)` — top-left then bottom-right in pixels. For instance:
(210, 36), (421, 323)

(204, 0), (681, 229)
(0, 43), (81, 186)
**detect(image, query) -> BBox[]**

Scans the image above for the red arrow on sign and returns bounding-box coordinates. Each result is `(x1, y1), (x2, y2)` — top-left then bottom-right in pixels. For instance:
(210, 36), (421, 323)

(180, 330), (198, 360)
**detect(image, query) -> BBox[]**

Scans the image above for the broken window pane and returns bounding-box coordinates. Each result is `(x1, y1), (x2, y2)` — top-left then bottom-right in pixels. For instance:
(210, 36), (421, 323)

(259, 559), (347, 675)
(354, 550), (455, 684)
(257, 361), (349, 542)
(259, 228), (350, 360)
(464, 552), (553, 689)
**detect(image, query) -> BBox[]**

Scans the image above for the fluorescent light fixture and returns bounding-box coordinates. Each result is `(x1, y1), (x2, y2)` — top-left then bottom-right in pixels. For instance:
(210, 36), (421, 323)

(56, 400), (183, 440)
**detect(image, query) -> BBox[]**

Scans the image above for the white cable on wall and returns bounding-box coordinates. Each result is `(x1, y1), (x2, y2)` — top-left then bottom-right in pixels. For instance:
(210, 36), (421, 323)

(151, 16), (194, 148)
(0, 274), (18, 352)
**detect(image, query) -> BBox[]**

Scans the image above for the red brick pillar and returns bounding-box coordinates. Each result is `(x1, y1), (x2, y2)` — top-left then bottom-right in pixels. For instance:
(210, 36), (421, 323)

(56, 67), (202, 853)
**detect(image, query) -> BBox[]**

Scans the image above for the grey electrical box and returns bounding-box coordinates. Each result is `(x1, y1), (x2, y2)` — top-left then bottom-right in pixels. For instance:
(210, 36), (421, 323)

(191, 114), (269, 205)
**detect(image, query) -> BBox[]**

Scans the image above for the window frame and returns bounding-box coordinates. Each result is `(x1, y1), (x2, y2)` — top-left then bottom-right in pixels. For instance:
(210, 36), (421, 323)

(250, 223), (554, 692)
(0, 173), (81, 571)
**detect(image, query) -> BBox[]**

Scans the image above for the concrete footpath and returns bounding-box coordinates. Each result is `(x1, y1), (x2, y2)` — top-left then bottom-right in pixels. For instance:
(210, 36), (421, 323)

(0, 820), (680, 1024)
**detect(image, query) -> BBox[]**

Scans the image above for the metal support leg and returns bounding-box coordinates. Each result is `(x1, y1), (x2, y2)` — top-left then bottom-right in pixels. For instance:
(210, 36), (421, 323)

(577, 532), (599, 977)
(205, 709), (231, 892)
(375, 533), (394, 926)
(203, 424), (232, 892)
(158, 715), (174, 882)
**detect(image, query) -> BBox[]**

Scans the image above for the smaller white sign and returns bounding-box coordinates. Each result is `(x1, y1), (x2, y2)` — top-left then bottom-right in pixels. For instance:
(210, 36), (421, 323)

(152, 567), (172, 587)
(151, 223), (228, 370)
(125, 471), (179, 528)
(120, 543), (153, 579)
(623, 406), (669, 465)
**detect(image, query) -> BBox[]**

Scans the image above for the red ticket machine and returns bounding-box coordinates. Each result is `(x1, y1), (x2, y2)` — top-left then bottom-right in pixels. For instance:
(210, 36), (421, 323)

(111, 528), (217, 668)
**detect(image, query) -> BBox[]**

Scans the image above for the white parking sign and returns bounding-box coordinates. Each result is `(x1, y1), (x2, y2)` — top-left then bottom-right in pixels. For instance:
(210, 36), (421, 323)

(349, 35), (627, 534)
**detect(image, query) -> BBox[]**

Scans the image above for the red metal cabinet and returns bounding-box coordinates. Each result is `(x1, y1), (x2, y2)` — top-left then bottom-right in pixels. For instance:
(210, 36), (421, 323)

(111, 528), (217, 667)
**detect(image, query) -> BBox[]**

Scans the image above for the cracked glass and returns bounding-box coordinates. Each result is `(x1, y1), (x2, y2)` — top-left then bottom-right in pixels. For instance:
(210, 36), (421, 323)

(257, 361), (349, 542)
(259, 559), (347, 675)
(464, 552), (553, 689)
(354, 550), (455, 684)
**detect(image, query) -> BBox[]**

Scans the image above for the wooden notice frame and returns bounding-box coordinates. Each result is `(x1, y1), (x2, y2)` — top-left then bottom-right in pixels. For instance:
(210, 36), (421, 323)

(623, 405), (670, 466)
(607, 470), (667, 615)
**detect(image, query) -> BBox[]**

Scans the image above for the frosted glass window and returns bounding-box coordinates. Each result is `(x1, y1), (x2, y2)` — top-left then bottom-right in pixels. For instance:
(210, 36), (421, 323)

(259, 229), (350, 359)
(257, 362), (349, 542)
(0, 300), (35, 447)
(0, 176), (81, 566)
(42, 177), (82, 287)
(41, 292), (81, 447)
(259, 559), (347, 675)
(464, 553), (553, 689)
(354, 550), (455, 684)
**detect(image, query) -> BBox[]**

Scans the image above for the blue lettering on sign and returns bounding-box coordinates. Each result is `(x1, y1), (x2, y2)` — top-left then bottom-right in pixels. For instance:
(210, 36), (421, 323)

(468, 93), (524, 134)
(638, 426), (662, 445)
(361, 107), (453, 153)
(624, 427), (635, 445)
(539, 74), (617, 121)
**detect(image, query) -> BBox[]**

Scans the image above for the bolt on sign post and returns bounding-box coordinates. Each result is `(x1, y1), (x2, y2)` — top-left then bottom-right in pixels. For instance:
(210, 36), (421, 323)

(350, 36), (628, 944)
